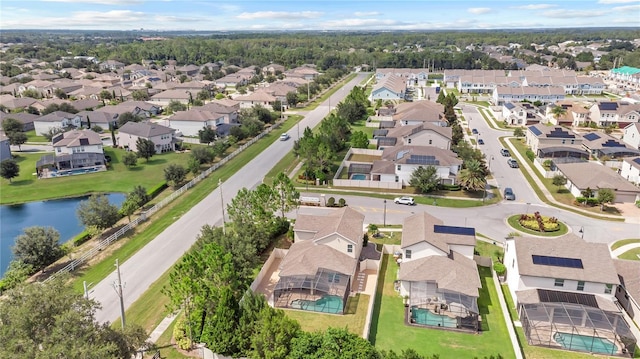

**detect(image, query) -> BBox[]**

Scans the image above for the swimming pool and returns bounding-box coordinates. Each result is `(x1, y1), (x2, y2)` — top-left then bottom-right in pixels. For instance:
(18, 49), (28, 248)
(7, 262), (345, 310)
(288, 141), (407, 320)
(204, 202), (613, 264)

(350, 174), (367, 180)
(50, 167), (102, 177)
(290, 295), (343, 314)
(554, 332), (616, 355)
(411, 307), (458, 328)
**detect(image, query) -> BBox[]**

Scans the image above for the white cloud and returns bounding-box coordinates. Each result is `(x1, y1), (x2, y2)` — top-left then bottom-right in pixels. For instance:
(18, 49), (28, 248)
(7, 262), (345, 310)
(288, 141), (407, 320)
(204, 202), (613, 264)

(512, 4), (558, 10)
(322, 18), (398, 28)
(613, 4), (640, 10)
(468, 7), (491, 14)
(542, 9), (608, 18)
(42, 0), (142, 4)
(598, 0), (640, 3)
(354, 11), (380, 17)
(236, 11), (322, 20)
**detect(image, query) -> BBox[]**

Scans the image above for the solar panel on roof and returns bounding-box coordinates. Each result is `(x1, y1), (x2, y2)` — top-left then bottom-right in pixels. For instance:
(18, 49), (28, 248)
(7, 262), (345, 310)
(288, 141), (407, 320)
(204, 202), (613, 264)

(599, 102), (618, 111)
(634, 158), (640, 165)
(529, 126), (543, 136)
(547, 128), (575, 139)
(601, 139), (624, 147)
(537, 289), (599, 308)
(583, 132), (601, 141)
(406, 155), (440, 165)
(532, 255), (583, 268)
(433, 225), (475, 236)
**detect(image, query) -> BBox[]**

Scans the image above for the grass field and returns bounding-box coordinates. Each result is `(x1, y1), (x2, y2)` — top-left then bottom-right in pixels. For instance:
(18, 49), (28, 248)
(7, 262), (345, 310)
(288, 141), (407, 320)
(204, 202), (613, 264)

(1, 147), (191, 204)
(369, 255), (515, 359)
(611, 239), (640, 250)
(619, 247), (640, 261)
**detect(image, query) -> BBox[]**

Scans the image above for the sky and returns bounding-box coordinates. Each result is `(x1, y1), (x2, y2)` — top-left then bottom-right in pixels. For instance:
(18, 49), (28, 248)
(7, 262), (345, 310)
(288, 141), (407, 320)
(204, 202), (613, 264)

(0, 0), (639, 31)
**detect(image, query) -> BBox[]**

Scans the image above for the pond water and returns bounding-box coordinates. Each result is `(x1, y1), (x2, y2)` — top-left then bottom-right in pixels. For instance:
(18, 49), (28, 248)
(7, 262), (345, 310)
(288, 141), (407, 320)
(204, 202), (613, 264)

(0, 193), (125, 277)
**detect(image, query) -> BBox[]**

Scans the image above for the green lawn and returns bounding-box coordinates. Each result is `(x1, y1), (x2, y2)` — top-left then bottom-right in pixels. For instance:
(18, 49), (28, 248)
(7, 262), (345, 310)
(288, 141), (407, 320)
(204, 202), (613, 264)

(619, 247), (640, 261)
(284, 293), (369, 335)
(1, 148), (191, 204)
(24, 129), (49, 143)
(611, 239), (640, 250)
(370, 255), (515, 359)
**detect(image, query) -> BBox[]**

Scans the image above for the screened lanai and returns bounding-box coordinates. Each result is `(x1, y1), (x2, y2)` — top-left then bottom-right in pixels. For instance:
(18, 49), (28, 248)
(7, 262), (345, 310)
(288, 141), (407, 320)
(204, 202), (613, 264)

(520, 302), (636, 356)
(406, 281), (479, 331)
(273, 267), (350, 314)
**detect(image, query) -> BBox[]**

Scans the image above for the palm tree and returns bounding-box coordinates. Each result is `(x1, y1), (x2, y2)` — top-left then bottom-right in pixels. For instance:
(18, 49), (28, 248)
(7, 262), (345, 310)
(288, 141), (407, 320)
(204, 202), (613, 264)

(550, 105), (567, 123)
(457, 159), (486, 192)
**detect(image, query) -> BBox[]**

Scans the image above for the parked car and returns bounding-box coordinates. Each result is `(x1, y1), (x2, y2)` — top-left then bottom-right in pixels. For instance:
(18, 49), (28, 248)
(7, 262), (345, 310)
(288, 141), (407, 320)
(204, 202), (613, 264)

(394, 196), (415, 205)
(478, 139), (484, 145)
(503, 187), (516, 200)
(471, 128), (478, 134)
(507, 158), (519, 168)
(500, 148), (510, 157)
(279, 133), (290, 141)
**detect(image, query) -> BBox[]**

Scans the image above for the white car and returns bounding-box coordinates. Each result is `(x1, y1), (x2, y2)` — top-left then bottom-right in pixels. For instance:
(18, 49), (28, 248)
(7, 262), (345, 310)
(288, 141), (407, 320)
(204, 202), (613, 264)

(279, 133), (290, 141)
(394, 196), (415, 205)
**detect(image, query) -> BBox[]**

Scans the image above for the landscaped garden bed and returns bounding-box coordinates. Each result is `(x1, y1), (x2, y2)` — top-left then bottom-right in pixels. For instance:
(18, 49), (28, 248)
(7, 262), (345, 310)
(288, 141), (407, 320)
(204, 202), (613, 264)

(507, 214), (568, 237)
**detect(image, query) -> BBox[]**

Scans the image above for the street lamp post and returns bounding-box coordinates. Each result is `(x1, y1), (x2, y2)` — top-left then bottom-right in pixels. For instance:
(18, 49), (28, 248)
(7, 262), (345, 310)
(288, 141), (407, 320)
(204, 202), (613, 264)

(488, 155), (495, 173)
(579, 226), (584, 239)
(383, 200), (387, 227)
(526, 202), (531, 216)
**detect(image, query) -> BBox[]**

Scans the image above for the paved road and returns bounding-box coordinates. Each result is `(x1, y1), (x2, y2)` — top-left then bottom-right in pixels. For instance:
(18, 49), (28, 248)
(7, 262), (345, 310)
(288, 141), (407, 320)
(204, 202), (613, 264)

(92, 73), (370, 324)
(295, 195), (640, 245)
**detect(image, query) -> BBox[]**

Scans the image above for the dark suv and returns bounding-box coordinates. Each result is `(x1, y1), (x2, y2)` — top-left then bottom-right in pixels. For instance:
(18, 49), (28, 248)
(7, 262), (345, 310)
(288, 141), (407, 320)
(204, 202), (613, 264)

(500, 148), (510, 157)
(503, 187), (515, 200)
(507, 158), (519, 168)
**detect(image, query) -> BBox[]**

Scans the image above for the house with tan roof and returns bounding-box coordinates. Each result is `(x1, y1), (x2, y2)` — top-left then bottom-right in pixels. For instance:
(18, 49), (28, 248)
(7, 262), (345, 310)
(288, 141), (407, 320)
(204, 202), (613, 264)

(381, 122), (452, 150)
(149, 89), (193, 106)
(545, 101), (591, 127)
(581, 131), (640, 160)
(273, 207), (365, 314)
(398, 212), (480, 331)
(589, 101), (640, 128)
(33, 111), (83, 135)
(555, 161), (640, 203)
(371, 74), (408, 101)
(100, 101), (162, 118)
(262, 63), (286, 75)
(392, 101), (446, 127)
(381, 145), (462, 186)
(502, 102), (544, 126)
(164, 108), (226, 137)
(503, 235), (635, 356)
(492, 85), (565, 106)
(525, 124), (585, 157)
(36, 129), (106, 176)
(116, 122), (176, 153)
(613, 259), (640, 323)
(0, 111), (37, 131)
(234, 90), (276, 110)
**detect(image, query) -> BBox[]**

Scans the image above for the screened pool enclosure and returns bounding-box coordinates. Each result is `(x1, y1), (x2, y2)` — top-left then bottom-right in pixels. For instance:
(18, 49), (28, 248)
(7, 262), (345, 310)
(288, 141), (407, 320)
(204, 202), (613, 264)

(273, 268), (350, 314)
(406, 281), (479, 331)
(520, 302), (636, 356)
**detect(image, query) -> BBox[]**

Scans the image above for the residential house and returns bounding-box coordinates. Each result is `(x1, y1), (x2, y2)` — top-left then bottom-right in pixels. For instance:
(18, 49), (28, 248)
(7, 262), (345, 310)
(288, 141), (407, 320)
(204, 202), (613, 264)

(0, 111), (37, 131)
(0, 133), (11, 162)
(214, 73), (253, 88)
(502, 102), (544, 126)
(492, 86), (565, 106)
(503, 235), (635, 356)
(375, 68), (429, 87)
(177, 64), (200, 76)
(546, 101), (591, 127)
(117, 121), (176, 153)
(398, 212), (480, 331)
(262, 63), (286, 75)
(0, 94), (38, 111)
(18, 80), (55, 98)
(99, 60), (125, 71)
(393, 101), (446, 127)
(149, 89), (193, 106)
(555, 162), (640, 203)
(581, 131), (640, 160)
(613, 259), (640, 321)
(70, 98), (103, 112)
(36, 129), (106, 176)
(100, 101), (162, 118)
(620, 157), (640, 185)
(285, 66), (319, 81)
(273, 207), (365, 314)
(76, 110), (118, 130)
(382, 122), (452, 150)
(201, 100), (240, 124)
(379, 145), (462, 186)
(526, 124), (585, 157)
(622, 123), (640, 150)
(589, 101), (640, 128)
(234, 91), (276, 110)
(33, 111), (82, 135)
(164, 108), (226, 137)
(371, 75), (407, 101)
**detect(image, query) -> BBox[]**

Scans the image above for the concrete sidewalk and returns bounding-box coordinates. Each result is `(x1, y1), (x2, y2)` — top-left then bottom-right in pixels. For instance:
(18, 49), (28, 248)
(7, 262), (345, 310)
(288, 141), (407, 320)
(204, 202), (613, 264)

(610, 242), (640, 258)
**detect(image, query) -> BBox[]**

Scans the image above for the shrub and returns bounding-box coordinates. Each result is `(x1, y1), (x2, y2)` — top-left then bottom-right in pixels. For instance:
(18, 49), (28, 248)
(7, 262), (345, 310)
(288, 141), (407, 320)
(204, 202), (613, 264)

(72, 230), (92, 246)
(518, 213), (560, 232)
(441, 184), (461, 191)
(173, 317), (192, 350)
(326, 197), (335, 207)
(338, 198), (346, 207)
(525, 150), (535, 162)
(148, 182), (168, 198)
(493, 262), (506, 276)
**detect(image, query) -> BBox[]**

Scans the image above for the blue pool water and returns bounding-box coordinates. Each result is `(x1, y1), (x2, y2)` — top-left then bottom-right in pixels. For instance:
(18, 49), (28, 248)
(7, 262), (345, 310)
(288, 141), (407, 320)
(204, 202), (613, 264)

(291, 295), (343, 314)
(351, 174), (367, 180)
(50, 167), (102, 177)
(554, 332), (616, 354)
(411, 307), (458, 328)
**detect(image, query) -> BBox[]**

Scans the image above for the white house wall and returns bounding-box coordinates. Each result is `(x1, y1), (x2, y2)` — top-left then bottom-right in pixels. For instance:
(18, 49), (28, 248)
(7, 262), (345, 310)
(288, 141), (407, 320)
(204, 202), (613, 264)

(314, 234), (358, 259)
(168, 121), (212, 137)
(449, 244), (475, 260)
(34, 122), (63, 136)
(620, 161), (640, 185)
(406, 132), (450, 150)
(404, 242), (447, 262)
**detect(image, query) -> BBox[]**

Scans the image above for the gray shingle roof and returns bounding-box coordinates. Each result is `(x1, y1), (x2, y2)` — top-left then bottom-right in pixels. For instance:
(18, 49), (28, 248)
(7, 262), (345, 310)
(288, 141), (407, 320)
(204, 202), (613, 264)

(401, 212), (476, 252)
(118, 121), (174, 138)
(556, 162), (640, 193)
(613, 259), (640, 303)
(514, 236), (620, 285)
(399, 251), (481, 297)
